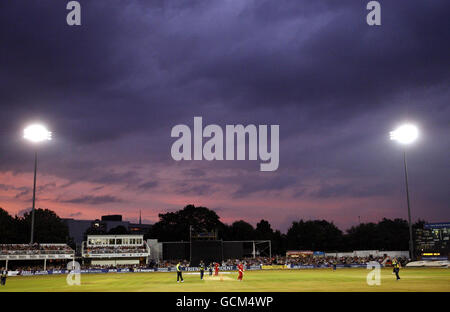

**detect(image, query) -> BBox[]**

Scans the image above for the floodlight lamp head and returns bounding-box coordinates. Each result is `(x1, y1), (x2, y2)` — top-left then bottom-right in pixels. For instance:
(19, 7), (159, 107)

(24, 124), (52, 143)
(390, 124), (418, 145)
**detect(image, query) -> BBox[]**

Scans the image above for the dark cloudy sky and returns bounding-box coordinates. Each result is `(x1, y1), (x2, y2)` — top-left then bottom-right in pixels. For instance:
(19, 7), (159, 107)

(0, 0), (449, 232)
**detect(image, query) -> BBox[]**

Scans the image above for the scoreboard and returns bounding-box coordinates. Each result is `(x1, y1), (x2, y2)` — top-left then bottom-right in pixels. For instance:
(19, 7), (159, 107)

(415, 222), (450, 260)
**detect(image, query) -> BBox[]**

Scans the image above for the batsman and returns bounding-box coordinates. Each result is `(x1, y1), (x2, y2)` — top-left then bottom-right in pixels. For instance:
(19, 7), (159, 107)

(237, 262), (244, 281)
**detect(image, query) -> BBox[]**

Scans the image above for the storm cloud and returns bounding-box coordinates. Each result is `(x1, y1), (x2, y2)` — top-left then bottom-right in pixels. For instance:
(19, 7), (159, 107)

(0, 0), (449, 231)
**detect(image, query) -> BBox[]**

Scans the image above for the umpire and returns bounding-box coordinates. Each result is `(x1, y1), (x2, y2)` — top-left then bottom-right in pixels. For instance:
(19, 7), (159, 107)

(0, 268), (7, 286)
(176, 262), (184, 283)
(392, 258), (401, 280)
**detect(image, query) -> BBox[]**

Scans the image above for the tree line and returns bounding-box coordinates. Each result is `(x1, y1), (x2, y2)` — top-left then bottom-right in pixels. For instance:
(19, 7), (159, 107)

(0, 205), (425, 254)
(149, 205), (425, 254)
(0, 207), (69, 244)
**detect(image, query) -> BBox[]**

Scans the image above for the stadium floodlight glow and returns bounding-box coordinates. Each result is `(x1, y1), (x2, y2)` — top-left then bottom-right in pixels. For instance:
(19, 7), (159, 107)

(23, 123), (52, 244)
(24, 124), (52, 143)
(389, 124), (418, 145)
(389, 123), (419, 261)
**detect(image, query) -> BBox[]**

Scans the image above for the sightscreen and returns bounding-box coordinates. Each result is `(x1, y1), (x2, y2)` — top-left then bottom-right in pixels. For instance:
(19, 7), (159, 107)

(223, 241), (244, 260)
(190, 240), (223, 266)
(162, 242), (189, 260)
(162, 240), (253, 265)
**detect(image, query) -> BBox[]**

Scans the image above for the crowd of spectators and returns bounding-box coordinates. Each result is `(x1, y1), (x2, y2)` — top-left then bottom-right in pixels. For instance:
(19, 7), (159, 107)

(234, 255), (409, 267)
(0, 244), (74, 255)
(158, 255), (409, 268)
(78, 264), (145, 270)
(157, 259), (190, 268)
(5, 263), (156, 272)
(2, 254), (409, 272)
(5, 265), (66, 272)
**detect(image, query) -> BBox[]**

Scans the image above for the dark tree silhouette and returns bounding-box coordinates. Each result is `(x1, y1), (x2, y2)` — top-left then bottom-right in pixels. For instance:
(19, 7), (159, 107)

(151, 204), (223, 241)
(225, 220), (256, 241)
(286, 220), (343, 251)
(255, 219), (273, 240)
(345, 218), (412, 251)
(20, 208), (69, 243)
(272, 230), (288, 255)
(345, 222), (379, 251)
(0, 207), (17, 243)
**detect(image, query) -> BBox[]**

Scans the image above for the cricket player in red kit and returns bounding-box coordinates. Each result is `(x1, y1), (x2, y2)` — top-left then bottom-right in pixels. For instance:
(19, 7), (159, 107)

(237, 263), (244, 281)
(214, 262), (220, 276)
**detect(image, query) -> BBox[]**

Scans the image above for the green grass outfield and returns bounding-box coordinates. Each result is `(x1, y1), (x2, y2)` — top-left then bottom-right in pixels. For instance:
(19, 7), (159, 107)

(0, 268), (449, 292)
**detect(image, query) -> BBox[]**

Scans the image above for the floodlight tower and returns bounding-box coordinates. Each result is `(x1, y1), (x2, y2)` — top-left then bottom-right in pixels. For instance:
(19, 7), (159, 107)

(23, 124), (52, 244)
(390, 124), (418, 260)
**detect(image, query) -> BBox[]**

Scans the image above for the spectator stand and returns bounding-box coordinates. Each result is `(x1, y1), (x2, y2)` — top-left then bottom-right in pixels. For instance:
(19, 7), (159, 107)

(0, 243), (75, 270)
(82, 234), (150, 267)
